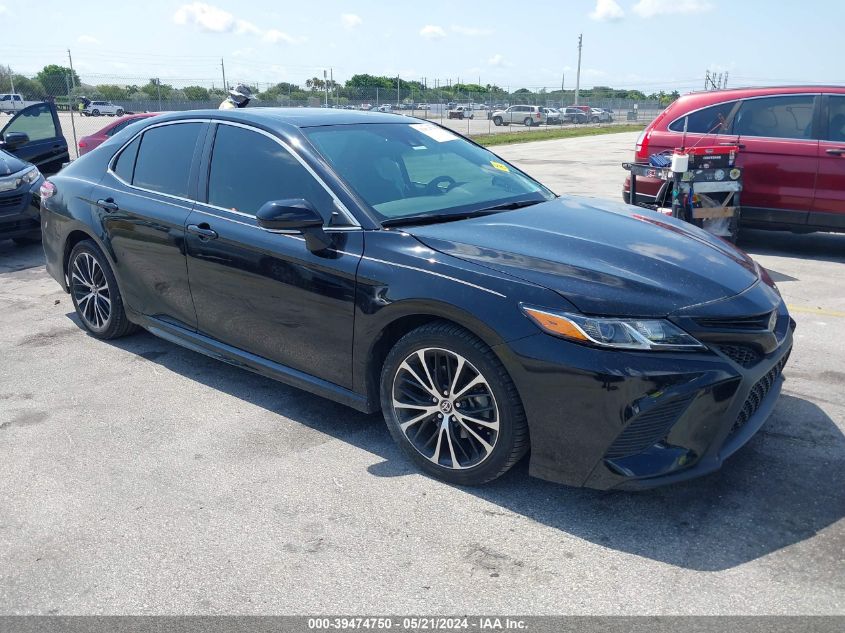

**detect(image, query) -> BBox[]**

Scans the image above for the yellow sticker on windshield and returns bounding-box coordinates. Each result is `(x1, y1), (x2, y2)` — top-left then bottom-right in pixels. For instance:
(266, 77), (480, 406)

(490, 161), (510, 172)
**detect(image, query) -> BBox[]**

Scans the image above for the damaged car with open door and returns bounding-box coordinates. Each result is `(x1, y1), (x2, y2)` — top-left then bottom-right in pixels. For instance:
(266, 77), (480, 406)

(0, 101), (68, 244)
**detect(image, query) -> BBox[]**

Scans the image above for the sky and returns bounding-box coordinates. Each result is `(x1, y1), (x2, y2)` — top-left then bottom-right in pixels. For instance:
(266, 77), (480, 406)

(1, 0), (843, 93)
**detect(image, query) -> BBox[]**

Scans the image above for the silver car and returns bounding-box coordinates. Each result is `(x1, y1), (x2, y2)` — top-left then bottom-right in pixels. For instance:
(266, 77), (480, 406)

(491, 105), (547, 127)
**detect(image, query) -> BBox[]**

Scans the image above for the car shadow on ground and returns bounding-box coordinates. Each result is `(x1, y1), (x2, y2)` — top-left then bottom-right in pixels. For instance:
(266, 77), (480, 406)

(0, 240), (45, 273)
(80, 317), (845, 573)
(739, 228), (845, 265)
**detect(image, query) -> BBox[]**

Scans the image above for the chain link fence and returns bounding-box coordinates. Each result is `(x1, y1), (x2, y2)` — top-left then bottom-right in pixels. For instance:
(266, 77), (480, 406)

(2, 67), (664, 159)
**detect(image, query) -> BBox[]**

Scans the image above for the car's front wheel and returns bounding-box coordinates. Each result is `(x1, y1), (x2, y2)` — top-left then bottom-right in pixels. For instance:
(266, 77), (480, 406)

(116, 109), (124, 116)
(380, 322), (529, 485)
(493, 116), (502, 126)
(68, 240), (137, 340)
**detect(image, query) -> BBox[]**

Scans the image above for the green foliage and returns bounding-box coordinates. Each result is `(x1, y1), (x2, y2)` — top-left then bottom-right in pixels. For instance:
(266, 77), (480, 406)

(96, 84), (130, 100)
(182, 85), (210, 101)
(141, 79), (174, 99)
(35, 65), (81, 96)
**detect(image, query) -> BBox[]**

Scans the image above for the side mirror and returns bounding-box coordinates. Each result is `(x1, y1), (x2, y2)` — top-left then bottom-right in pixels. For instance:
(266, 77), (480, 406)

(3, 132), (29, 149)
(256, 199), (323, 231)
(256, 198), (332, 252)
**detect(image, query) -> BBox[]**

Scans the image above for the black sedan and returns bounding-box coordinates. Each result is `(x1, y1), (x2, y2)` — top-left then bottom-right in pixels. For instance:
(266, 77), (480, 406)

(40, 109), (794, 489)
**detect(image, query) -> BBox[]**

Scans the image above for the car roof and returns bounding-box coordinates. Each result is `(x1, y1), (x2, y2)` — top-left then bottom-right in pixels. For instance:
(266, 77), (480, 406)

(149, 107), (410, 128)
(677, 85), (845, 109)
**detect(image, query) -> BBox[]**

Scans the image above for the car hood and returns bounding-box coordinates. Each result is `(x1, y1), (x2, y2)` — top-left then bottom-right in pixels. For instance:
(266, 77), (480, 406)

(402, 195), (760, 317)
(0, 149), (30, 176)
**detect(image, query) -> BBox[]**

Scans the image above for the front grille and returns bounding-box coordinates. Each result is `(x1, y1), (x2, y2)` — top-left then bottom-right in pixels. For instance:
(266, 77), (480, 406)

(731, 347), (791, 434)
(605, 394), (696, 459)
(0, 194), (24, 210)
(718, 344), (762, 368)
(696, 312), (773, 330)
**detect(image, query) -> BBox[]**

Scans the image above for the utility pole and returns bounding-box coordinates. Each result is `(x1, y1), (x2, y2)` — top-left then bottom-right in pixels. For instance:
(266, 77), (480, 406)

(574, 34), (582, 105)
(330, 68), (334, 105)
(723, 71), (729, 89)
(397, 73), (400, 106)
(705, 69), (710, 90)
(323, 69), (328, 107)
(221, 58), (227, 92)
(67, 49), (77, 90)
(155, 78), (162, 111)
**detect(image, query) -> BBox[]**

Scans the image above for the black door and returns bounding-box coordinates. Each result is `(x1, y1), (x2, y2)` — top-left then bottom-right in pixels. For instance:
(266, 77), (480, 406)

(185, 122), (363, 388)
(0, 102), (68, 175)
(92, 121), (207, 330)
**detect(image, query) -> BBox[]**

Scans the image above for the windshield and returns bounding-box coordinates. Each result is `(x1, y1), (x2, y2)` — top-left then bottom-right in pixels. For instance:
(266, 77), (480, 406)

(303, 122), (554, 222)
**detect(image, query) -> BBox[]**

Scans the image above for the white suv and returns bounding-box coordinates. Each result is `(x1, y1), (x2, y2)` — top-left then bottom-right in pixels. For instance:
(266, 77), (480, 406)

(82, 101), (124, 117)
(491, 105), (547, 127)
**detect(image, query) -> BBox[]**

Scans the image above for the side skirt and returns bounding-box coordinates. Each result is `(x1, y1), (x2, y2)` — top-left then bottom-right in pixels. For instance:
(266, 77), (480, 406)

(130, 311), (378, 414)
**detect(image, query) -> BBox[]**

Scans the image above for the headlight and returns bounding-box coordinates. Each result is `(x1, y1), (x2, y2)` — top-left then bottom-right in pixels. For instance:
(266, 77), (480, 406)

(16, 167), (41, 188)
(522, 306), (705, 351)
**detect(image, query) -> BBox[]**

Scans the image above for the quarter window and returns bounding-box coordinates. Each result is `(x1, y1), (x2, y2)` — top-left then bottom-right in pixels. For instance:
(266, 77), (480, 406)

(132, 123), (202, 198)
(113, 136), (140, 182)
(668, 101), (738, 134)
(734, 95), (815, 140)
(207, 124), (333, 217)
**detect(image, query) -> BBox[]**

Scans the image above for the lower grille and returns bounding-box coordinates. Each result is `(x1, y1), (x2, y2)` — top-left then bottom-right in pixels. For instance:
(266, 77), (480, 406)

(605, 394), (696, 459)
(718, 344), (762, 368)
(731, 347), (791, 434)
(0, 194), (24, 211)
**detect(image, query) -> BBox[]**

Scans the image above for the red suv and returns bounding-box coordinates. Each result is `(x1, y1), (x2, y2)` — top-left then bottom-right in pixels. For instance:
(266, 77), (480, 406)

(624, 86), (845, 234)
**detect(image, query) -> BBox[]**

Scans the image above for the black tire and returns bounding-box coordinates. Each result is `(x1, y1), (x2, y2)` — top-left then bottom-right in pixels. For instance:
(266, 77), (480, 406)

(68, 240), (138, 340)
(116, 109), (124, 116)
(493, 116), (502, 126)
(12, 233), (41, 246)
(591, 116), (600, 123)
(380, 321), (529, 486)
(91, 109), (100, 116)
(523, 117), (533, 127)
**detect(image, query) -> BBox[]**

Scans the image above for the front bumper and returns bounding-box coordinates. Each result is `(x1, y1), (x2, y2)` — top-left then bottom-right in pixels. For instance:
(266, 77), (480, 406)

(0, 178), (42, 240)
(497, 310), (795, 490)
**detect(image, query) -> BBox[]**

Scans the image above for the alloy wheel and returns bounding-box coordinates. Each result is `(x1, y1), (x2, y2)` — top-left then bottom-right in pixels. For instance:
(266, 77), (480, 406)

(71, 252), (112, 331)
(391, 347), (500, 470)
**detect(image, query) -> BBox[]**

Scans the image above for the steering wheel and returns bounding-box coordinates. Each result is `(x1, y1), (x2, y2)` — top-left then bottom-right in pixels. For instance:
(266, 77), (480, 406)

(425, 175), (457, 195)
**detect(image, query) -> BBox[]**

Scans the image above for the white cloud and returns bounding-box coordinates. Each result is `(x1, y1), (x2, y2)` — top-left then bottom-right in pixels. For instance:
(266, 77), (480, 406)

(235, 19), (261, 35)
(77, 34), (100, 44)
(263, 29), (305, 45)
(0, 5), (7, 15)
(589, 0), (624, 21)
(488, 54), (505, 67)
(173, 2), (234, 32)
(451, 24), (493, 36)
(419, 24), (446, 40)
(173, 3), (304, 44)
(633, 0), (713, 17)
(341, 13), (362, 29)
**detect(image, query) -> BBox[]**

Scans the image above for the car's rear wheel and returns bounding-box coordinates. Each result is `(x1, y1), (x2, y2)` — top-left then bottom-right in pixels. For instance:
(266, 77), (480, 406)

(68, 240), (137, 340)
(380, 321), (529, 486)
(523, 117), (533, 127)
(493, 116), (502, 126)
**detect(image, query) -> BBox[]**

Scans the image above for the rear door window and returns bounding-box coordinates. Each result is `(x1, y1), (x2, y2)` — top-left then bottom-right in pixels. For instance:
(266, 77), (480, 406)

(132, 123), (203, 198)
(669, 101), (738, 134)
(825, 95), (845, 143)
(733, 95), (815, 140)
(113, 136), (140, 182)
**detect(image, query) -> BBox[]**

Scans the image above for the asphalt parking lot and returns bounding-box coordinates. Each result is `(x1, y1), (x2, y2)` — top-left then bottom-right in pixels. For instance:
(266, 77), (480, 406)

(1, 131), (843, 615)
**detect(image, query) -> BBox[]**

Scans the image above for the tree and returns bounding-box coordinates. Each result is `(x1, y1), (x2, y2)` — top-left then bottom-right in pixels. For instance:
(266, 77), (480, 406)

(141, 79), (173, 99)
(96, 84), (129, 100)
(182, 85), (210, 101)
(35, 65), (81, 97)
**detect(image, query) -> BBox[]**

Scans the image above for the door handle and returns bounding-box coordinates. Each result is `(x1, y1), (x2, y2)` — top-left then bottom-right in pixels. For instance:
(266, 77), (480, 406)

(187, 223), (218, 240)
(719, 142), (746, 149)
(96, 198), (119, 212)
(825, 148), (845, 156)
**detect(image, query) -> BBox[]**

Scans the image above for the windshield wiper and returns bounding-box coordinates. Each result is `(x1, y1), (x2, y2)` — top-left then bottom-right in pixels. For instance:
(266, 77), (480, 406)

(381, 199), (544, 228)
(381, 209), (501, 228)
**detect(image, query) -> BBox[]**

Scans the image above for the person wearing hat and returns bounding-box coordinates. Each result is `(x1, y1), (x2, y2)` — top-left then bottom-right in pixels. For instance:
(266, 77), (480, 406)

(219, 84), (253, 110)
